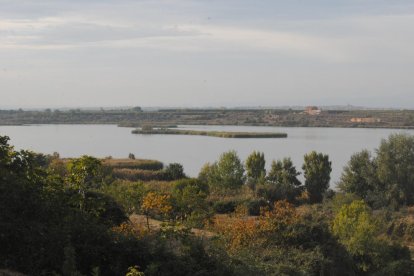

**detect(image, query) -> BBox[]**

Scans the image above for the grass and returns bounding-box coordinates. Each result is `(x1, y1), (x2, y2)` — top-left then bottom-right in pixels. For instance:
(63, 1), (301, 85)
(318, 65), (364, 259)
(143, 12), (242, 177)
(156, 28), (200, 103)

(132, 128), (288, 138)
(112, 168), (168, 181)
(103, 158), (164, 171)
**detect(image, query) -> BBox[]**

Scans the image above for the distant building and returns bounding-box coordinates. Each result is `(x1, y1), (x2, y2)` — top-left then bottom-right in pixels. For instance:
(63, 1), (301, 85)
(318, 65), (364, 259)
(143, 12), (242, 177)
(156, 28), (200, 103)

(304, 106), (321, 115)
(350, 117), (381, 123)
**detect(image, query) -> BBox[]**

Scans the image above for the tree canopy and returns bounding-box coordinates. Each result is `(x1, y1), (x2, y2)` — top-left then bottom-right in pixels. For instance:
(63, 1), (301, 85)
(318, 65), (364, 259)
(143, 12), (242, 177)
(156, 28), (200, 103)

(339, 134), (414, 208)
(199, 150), (245, 191)
(302, 151), (332, 203)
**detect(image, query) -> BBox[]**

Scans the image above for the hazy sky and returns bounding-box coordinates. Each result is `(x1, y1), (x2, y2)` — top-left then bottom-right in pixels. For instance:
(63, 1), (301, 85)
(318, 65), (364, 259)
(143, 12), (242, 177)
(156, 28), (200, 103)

(1, 0), (414, 108)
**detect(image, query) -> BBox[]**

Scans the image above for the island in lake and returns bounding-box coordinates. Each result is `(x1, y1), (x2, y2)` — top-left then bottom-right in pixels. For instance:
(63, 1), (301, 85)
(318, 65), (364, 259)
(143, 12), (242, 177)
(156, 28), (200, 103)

(132, 128), (288, 138)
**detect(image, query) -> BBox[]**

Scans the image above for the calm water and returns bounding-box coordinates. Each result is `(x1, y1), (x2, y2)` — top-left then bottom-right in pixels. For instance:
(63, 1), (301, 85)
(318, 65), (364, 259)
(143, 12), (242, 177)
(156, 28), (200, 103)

(1, 124), (413, 187)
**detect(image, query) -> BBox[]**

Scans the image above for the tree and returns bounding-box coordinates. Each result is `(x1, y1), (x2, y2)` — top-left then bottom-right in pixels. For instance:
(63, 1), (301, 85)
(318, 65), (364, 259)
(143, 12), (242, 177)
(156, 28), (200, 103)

(128, 153), (136, 160)
(102, 181), (145, 215)
(171, 179), (210, 226)
(257, 158), (302, 203)
(268, 158), (301, 187)
(215, 150), (245, 190)
(66, 156), (104, 210)
(376, 134), (414, 205)
(267, 159), (283, 184)
(302, 151), (331, 203)
(338, 134), (414, 209)
(141, 192), (172, 230)
(332, 200), (377, 272)
(199, 151), (245, 191)
(245, 151), (266, 189)
(164, 163), (185, 180)
(338, 150), (379, 200)
(198, 162), (216, 185)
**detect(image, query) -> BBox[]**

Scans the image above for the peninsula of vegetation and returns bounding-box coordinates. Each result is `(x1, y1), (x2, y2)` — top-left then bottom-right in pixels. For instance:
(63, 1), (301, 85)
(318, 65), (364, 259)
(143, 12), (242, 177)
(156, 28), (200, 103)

(131, 127), (288, 138)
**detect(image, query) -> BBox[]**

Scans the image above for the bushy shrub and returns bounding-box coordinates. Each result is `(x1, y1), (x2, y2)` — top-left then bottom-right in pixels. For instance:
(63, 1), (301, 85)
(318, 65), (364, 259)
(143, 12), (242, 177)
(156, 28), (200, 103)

(104, 159), (164, 171)
(112, 168), (167, 181)
(213, 201), (238, 214)
(164, 163), (186, 180)
(244, 199), (269, 216)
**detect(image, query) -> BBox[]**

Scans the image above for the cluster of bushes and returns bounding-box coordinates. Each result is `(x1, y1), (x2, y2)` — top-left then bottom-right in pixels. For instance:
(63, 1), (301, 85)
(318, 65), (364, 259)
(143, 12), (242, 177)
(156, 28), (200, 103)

(103, 159), (164, 171)
(2, 133), (414, 275)
(199, 149), (332, 205)
(112, 168), (168, 181)
(0, 136), (241, 275)
(105, 159), (186, 182)
(212, 199), (268, 216)
(339, 133), (414, 209)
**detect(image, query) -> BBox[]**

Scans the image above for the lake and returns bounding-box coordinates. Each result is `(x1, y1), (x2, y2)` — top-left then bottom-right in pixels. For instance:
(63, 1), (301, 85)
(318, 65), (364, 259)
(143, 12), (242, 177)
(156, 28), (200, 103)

(1, 124), (413, 187)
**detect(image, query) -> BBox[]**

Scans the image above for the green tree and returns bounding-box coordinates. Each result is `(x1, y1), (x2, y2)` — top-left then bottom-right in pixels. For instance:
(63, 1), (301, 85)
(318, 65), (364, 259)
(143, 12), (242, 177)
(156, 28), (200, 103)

(245, 151), (266, 189)
(338, 150), (379, 200)
(267, 159), (283, 184)
(164, 163), (186, 180)
(376, 134), (414, 205)
(302, 151), (331, 203)
(67, 156), (104, 210)
(172, 178), (210, 227)
(217, 150), (245, 189)
(102, 181), (145, 215)
(268, 158), (301, 187)
(198, 162), (216, 185)
(202, 151), (245, 191)
(332, 200), (377, 272)
(257, 158), (302, 203)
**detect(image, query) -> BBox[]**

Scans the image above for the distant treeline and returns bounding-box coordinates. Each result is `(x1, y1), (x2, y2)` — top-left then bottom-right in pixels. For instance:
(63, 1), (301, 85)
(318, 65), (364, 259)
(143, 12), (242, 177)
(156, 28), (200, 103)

(1, 107), (414, 128)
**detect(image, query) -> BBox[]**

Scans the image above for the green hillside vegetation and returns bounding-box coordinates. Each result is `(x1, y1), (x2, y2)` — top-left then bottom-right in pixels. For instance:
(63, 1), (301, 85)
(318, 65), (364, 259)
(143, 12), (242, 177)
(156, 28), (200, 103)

(1, 134), (414, 275)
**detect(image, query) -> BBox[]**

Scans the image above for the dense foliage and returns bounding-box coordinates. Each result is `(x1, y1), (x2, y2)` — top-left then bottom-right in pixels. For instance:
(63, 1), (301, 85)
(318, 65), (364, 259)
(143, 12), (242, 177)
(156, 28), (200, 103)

(339, 133), (414, 208)
(1, 133), (414, 275)
(302, 151), (332, 203)
(0, 136), (234, 275)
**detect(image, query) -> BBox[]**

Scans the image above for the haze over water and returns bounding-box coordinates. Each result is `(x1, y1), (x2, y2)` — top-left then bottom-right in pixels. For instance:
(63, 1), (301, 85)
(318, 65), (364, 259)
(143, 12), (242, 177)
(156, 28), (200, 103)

(1, 124), (413, 188)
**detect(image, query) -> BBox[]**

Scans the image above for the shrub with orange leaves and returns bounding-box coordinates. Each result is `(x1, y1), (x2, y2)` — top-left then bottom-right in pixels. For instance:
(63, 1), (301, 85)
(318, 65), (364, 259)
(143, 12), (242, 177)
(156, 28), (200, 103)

(226, 218), (258, 251)
(215, 200), (299, 251)
(260, 200), (298, 225)
(233, 204), (249, 218)
(141, 192), (172, 230)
